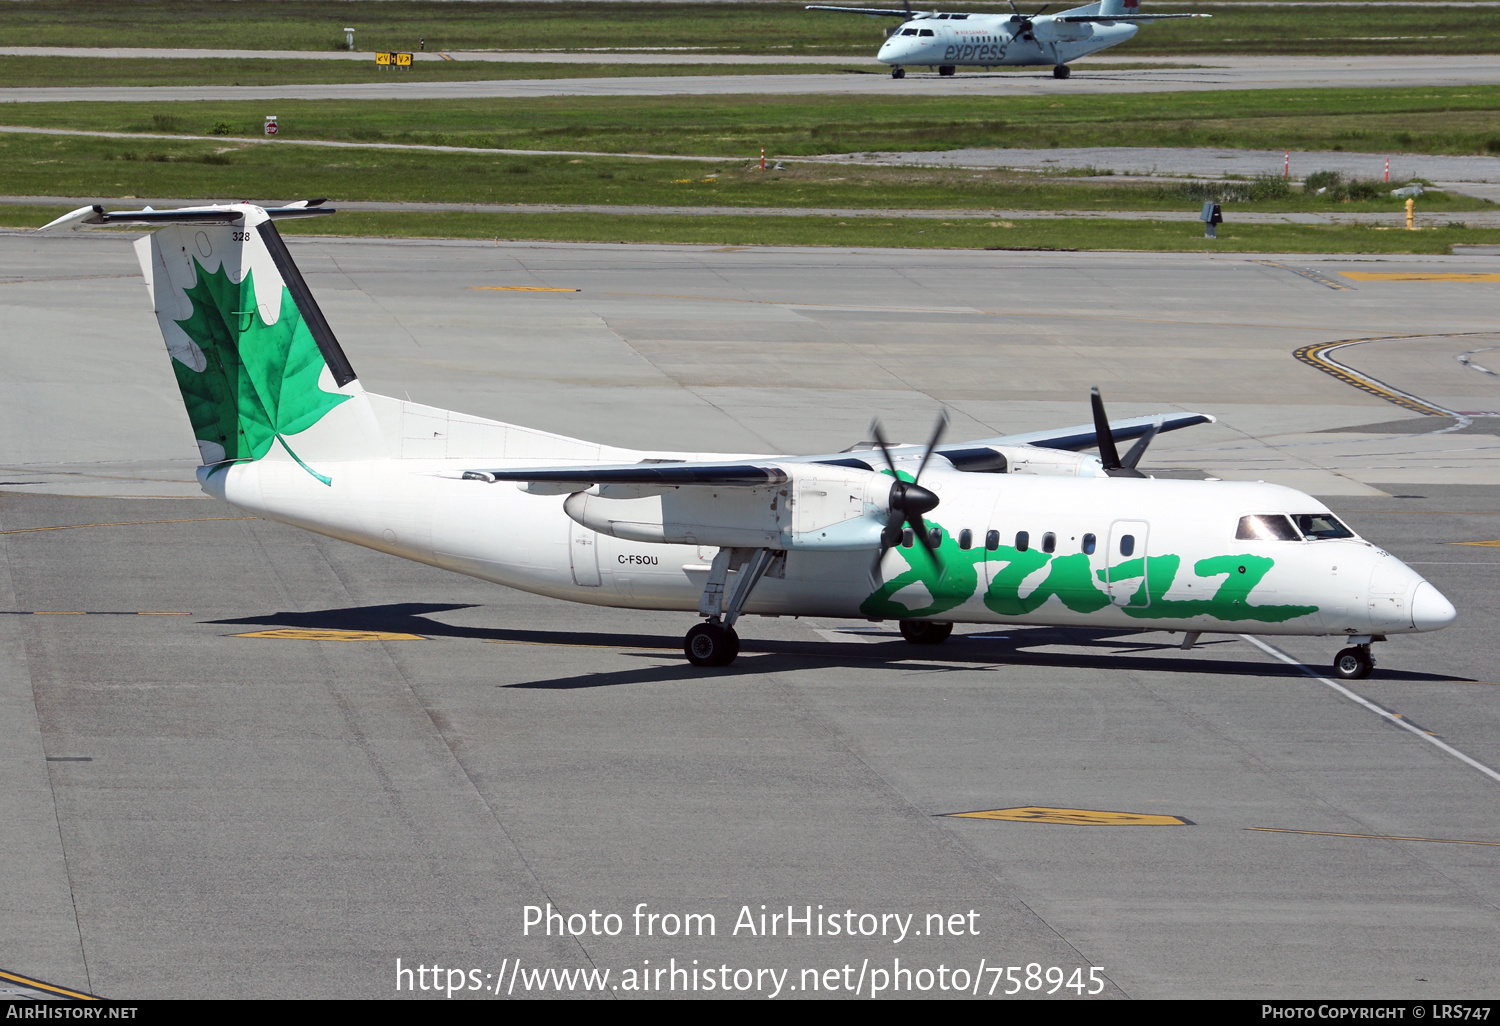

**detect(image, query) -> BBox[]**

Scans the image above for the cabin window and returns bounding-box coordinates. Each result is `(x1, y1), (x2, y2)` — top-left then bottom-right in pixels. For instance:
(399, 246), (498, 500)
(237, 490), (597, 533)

(1082, 533), (1096, 555)
(928, 527), (942, 548)
(986, 529), (1000, 551)
(1236, 514), (1300, 541)
(901, 527), (914, 548)
(959, 528), (973, 550)
(1119, 534), (1135, 557)
(918, 28), (935, 36)
(1294, 513), (1355, 539)
(950, 13), (969, 18)
(1042, 532), (1056, 554)
(1015, 531), (1029, 552)
(901, 28), (918, 35)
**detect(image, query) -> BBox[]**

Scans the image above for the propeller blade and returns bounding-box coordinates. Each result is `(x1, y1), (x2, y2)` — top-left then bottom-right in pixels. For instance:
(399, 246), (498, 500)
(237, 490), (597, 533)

(1008, 0), (1022, 12)
(868, 419), (899, 477)
(1033, 4), (1051, 15)
(1120, 417), (1162, 470)
(1090, 386), (1123, 471)
(910, 409), (949, 483)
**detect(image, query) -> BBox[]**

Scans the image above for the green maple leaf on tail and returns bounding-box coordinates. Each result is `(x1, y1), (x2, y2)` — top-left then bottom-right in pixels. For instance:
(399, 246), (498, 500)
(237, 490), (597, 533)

(171, 259), (350, 486)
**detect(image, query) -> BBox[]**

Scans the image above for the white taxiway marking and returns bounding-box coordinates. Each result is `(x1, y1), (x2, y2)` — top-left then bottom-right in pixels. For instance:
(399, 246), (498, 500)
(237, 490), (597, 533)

(1241, 634), (1500, 786)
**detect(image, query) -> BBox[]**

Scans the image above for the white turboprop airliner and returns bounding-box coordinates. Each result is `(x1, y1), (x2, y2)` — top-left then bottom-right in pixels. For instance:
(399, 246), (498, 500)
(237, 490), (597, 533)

(41, 202), (1455, 677)
(809, 0), (1208, 78)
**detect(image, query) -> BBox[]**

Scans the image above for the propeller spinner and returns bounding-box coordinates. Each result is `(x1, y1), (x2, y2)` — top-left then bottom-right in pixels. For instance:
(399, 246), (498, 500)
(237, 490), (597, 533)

(869, 411), (947, 575)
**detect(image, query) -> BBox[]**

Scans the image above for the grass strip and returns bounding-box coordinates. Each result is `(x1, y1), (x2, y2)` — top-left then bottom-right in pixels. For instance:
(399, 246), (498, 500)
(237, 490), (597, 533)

(6, 86), (1500, 157)
(1, 133), (1486, 213)
(5, 204), (1493, 253)
(5, 1), (1500, 56)
(0, 57), (868, 88)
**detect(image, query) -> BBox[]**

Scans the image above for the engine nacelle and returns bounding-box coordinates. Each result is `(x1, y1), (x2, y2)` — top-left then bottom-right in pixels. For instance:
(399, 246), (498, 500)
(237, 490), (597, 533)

(562, 465), (889, 551)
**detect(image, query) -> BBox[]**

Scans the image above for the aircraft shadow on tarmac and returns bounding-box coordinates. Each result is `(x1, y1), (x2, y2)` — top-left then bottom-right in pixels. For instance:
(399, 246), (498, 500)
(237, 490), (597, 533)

(208, 603), (1469, 690)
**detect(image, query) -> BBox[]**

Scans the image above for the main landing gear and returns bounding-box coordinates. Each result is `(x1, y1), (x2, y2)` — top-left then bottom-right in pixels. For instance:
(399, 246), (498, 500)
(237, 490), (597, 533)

(938, 65), (956, 77)
(685, 547), (780, 667)
(891, 66), (905, 79)
(1053, 64), (1071, 79)
(899, 620), (953, 645)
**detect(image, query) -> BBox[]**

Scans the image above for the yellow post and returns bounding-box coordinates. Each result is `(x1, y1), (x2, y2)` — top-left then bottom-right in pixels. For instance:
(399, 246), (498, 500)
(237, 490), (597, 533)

(1406, 197), (1415, 230)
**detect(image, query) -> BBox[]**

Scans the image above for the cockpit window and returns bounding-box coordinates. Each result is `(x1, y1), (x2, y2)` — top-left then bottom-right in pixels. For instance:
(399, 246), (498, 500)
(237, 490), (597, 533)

(1294, 513), (1355, 540)
(950, 13), (969, 18)
(901, 28), (918, 35)
(1236, 514), (1300, 541)
(918, 28), (934, 36)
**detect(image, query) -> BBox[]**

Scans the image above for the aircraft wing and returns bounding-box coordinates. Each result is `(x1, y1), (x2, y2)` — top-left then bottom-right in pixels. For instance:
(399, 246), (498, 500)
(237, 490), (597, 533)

(963, 412), (1214, 452)
(1056, 13), (1210, 20)
(461, 461), (790, 488)
(804, 5), (927, 16)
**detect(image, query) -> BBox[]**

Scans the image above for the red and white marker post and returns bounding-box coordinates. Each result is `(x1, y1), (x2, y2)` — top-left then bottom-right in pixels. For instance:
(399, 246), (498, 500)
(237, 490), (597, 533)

(1284, 150), (1289, 179)
(761, 147), (765, 171)
(1385, 158), (1390, 183)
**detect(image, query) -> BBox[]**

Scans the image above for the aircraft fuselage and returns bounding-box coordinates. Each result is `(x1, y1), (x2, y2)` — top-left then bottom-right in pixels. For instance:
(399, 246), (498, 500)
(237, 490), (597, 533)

(200, 447), (1450, 641)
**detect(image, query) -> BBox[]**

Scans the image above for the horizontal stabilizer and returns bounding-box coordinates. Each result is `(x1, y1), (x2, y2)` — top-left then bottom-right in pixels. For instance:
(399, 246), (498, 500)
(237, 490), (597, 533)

(38, 202), (336, 232)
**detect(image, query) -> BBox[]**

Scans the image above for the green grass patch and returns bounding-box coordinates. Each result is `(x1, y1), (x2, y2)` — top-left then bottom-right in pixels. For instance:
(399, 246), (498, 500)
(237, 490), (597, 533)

(0, 56), (867, 88)
(4, 1), (1500, 56)
(4, 204), (1492, 254)
(7, 86), (1500, 157)
(0, 133), (1487, 213)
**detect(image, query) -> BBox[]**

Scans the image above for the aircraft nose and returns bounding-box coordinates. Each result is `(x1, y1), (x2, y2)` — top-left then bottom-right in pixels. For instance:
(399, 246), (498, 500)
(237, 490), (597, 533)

(1410, 580), (1457, 631)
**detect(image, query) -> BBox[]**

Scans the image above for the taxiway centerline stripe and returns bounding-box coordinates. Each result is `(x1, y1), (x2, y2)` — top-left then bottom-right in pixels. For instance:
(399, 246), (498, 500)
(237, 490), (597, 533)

(0, 969), (97, 1001)
(1246, 827), (1500, 847)
(1240, 634), (1500, 786)
(0, 516), (256, 534)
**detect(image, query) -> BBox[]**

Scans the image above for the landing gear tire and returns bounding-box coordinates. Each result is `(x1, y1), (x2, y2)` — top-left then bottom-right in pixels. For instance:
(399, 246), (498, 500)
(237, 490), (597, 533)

(938, 65), (956, 77)
(891, 66), (905, 79)
(900, 620), (954, 645)
(686, 622), (740, 667)
(1333, 646), (1374, 680)
(1053, 64), (1071, 79)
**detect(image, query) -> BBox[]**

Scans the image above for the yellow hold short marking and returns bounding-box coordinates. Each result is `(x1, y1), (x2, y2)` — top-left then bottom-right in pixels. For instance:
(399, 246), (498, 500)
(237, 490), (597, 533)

(234, 628), (425, 641)
(945, 806), (1191, 826)
(1341, 272), (1500, 282)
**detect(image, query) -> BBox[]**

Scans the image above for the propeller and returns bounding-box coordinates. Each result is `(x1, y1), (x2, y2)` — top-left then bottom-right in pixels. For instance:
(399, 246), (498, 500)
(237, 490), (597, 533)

(1005, 1), (1051, 48)
(870, 411), (947, 576)
(1089, 386), (1158, 478)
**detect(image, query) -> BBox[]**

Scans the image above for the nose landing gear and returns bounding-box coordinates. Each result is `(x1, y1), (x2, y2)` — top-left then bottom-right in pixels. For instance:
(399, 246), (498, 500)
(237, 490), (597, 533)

(891, 66), (905, 79)
(1333, 644), (1375, 680)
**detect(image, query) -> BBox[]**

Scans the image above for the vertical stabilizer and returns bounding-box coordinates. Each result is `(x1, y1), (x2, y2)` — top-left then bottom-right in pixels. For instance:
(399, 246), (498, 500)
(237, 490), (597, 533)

(132, 204), (378, 483)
